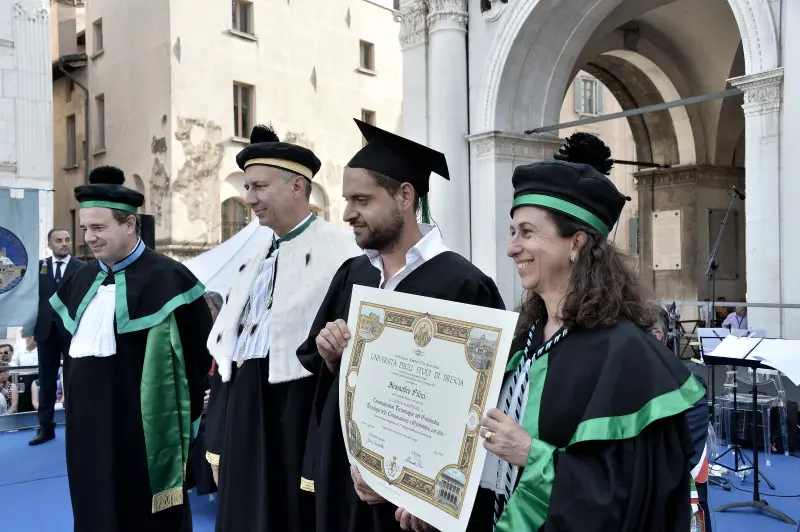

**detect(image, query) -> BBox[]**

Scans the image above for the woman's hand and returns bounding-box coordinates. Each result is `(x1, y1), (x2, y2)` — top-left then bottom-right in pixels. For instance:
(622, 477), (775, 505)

(395, 507), (434, 531)
(480, 408), (532, 468)
(351, 465), (386, 505)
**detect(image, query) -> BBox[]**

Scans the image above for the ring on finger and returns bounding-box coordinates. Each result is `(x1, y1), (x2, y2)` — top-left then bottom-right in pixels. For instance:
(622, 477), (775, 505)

(484, 430), (493, 442)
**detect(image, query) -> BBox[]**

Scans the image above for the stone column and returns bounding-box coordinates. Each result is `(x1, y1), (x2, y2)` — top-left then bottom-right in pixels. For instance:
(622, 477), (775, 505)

(468, 132), (563, 307)
(729, 68), (783, 337)
(781, 0), (800, 339)
(397, 1), (429, 144)
(426, 0), (470, 258)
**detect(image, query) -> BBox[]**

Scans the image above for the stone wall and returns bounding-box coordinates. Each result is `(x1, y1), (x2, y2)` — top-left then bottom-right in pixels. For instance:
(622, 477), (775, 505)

(635, 164), (746, 318)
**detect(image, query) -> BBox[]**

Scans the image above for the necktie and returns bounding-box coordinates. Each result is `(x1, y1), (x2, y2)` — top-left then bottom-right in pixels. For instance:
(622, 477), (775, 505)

(55, 261), (63, 286)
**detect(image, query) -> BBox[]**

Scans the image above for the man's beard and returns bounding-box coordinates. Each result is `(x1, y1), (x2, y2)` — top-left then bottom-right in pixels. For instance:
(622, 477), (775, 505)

(356, 207), (405, 252)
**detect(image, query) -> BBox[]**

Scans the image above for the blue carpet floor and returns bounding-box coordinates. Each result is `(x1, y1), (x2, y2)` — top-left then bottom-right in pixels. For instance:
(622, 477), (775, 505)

(2, 426), (800, 531)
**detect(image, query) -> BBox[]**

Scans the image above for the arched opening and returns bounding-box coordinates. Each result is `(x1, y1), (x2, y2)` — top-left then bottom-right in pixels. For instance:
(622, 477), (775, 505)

(477, 0), (777, 312)
(132, 174), (147, 212)
(558, 72), (640, 256)
(309, 182), (330, 220)
(221, 197), (251, 242)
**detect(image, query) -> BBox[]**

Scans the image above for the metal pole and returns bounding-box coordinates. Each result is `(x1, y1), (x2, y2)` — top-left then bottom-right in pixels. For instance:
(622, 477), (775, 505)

(526, 88), (743, 134)
(57, 57), (90, 184)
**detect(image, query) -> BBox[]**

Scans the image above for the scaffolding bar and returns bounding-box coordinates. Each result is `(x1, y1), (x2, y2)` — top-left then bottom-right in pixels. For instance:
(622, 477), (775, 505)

(526, 88), (743, 134)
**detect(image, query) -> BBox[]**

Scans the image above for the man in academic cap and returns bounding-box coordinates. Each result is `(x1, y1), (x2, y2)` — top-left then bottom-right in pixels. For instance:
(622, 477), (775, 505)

(50, 166), (213, 532)
(296, 119), (506, 532)
(204, 124), (362, 532)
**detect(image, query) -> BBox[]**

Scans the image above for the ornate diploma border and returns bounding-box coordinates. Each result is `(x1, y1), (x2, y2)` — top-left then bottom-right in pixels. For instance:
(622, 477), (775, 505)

(343, 301), (505, 518)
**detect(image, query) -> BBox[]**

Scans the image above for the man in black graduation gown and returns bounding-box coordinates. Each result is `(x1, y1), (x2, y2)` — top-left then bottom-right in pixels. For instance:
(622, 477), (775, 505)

(50, 166), (213, 532)
(203, 125), (361, 532)
(296, 119), (506, 532)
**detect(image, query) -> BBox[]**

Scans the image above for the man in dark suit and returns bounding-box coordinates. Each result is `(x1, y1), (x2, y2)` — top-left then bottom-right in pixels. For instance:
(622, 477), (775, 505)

(30, 228), (85, 445)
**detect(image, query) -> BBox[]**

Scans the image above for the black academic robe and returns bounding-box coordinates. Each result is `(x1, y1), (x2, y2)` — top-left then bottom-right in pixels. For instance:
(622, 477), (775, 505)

(205, 357), (317, 532)
(297, 252), (506, 532)
(52, 248), (213, 532)
(467, 318), (704, 532)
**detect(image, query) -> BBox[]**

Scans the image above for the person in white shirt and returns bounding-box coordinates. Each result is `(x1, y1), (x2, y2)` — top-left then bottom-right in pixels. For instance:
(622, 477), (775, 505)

(721, 306), (748, 330)
(10, 336), (38, 367)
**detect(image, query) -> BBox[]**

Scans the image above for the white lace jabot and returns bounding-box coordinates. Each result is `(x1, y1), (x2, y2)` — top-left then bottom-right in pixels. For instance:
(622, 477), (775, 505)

(69, 284), (118, 358)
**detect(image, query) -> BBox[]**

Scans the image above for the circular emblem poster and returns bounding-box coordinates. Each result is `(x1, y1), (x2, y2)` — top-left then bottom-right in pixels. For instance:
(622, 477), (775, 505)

(0, 226), (28, 295)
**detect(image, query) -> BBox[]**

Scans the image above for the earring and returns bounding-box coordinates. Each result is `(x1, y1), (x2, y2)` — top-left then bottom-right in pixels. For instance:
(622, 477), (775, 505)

(569, 256), (575, 264)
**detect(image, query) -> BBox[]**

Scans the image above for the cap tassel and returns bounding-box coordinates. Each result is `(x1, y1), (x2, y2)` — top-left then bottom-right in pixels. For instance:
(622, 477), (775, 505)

(420, 195), (431, 224)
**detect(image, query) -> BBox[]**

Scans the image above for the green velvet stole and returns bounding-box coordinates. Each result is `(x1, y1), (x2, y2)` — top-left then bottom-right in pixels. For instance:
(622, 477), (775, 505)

(496, 351), (705, 530)
(50, 272), (205, 513)
(143, 312), (194, 513)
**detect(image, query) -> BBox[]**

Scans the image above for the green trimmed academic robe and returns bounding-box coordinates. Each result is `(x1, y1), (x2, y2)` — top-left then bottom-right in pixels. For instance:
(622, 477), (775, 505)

(467, 317), (705, 532)
(50, 241), (213, 532)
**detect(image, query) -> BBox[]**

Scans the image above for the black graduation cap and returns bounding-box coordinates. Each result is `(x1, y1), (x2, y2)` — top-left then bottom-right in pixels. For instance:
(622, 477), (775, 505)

(510, 160), (629, 238)
(74, 166), (144, 213)
(235, 124), (321, 180)
(347, 119), (449, 197)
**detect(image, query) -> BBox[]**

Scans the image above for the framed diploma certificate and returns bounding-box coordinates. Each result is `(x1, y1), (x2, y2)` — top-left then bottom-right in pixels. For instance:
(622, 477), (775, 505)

(339, 285), (519, 532)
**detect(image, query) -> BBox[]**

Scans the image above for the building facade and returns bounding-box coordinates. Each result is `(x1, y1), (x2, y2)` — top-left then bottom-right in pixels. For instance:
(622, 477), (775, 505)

(398, 0), (792, 337)
(52, 0), (403, 259)
(1, 0), (53, 259)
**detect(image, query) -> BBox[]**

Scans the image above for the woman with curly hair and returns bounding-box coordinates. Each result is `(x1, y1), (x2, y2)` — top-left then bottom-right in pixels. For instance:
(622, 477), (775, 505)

(463, 150), (704, 531)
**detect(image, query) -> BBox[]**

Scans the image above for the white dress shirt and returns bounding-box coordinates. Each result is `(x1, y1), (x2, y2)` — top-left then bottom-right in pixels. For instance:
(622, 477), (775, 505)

(52, 255), (72, 279)
(234, 214), (313, 362)
(365, 224), (449, 292)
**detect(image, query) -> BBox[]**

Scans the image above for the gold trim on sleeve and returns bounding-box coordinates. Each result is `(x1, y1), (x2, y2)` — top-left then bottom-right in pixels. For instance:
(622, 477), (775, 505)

(300, 477), (315, 492)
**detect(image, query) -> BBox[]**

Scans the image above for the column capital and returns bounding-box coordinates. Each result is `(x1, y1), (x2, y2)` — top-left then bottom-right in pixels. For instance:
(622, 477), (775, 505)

(397, 0), (429, 50)
(427, 0), (468, 33)
(729, 68), (784, 116)
(468, 131), (563, 161)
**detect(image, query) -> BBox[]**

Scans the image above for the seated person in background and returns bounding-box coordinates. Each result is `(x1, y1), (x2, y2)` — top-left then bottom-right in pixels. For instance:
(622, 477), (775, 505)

(32, 367), (65, 411)
(721, 305), (748, 330)
(0, 366), (19, 414)
(10, 337), (38, 368)
(649, 304), (712, 532)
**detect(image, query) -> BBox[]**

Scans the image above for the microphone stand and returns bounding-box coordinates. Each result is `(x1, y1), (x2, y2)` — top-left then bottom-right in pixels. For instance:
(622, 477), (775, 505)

(704, 187), (742, 489)
(705, 187), (740, 312)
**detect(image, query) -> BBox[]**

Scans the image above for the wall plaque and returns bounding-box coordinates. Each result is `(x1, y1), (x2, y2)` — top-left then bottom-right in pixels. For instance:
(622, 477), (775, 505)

(652, 210), (682, 270)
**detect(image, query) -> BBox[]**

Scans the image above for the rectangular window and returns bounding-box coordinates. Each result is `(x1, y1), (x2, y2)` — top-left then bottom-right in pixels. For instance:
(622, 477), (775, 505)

(66, 79), (74, 103)
(92, 18), (103, 54)
(233, 83), (254, 138)
(66, 114), (77, 167)
(360, 109), (375, 146)
(232, 0), (253, 34)
(359, 40), (375, 71)
(95, 94), (105, 151)
(574, 77), (603, 115)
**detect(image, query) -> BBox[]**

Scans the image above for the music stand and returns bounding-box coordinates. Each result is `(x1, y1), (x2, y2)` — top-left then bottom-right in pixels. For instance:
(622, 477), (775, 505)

(702, 336), (796, 525)
(697, 328), (759, 446)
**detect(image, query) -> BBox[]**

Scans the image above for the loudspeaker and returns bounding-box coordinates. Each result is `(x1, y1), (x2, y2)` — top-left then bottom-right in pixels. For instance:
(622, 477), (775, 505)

(140, 214), (156, 250)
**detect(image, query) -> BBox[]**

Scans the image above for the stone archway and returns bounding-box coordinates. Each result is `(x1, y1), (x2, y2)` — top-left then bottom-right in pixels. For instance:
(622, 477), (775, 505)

(481, 0), (778, 132)
(472, 0), (781, 323)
